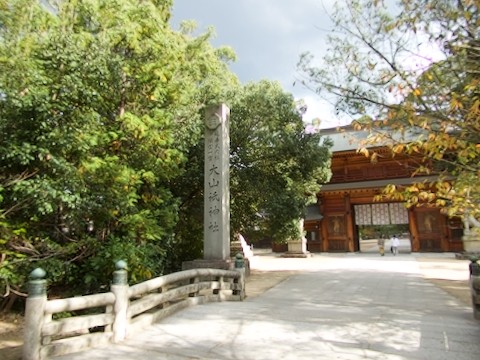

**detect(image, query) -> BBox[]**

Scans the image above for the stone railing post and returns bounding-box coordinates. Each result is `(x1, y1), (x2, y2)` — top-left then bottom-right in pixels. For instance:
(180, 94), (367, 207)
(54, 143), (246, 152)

(469, 257), (480, 276)
(234, 253), (246, 300)
(111, 260), (129, 343)
(469, 257), (480, 320)
(23, 268), (47, 360)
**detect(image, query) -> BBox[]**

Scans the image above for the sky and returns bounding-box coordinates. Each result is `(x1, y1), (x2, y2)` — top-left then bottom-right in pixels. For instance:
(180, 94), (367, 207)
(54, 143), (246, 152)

(170, 0), (346, 129)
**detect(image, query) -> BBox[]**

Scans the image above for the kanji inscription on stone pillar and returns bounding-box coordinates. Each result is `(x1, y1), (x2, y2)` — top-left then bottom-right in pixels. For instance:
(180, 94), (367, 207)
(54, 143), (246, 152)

(204, 104), (230, 260)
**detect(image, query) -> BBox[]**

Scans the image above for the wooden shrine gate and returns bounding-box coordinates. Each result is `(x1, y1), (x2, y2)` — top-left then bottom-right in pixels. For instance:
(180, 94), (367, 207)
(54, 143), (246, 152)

(303, 126), (464, 253)
(304, 191), (463, 253)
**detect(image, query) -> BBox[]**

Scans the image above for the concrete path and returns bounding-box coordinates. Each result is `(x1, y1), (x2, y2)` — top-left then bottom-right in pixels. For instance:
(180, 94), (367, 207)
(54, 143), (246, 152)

(56, 253), (480, 360)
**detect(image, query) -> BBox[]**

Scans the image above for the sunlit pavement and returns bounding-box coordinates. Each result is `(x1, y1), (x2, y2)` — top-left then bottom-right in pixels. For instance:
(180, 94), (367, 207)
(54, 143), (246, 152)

(56, 252), (480, 360)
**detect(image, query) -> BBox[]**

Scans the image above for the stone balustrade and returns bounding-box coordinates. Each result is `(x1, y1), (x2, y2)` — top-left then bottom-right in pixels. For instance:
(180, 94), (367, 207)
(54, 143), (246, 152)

(23, 259), (245, 360)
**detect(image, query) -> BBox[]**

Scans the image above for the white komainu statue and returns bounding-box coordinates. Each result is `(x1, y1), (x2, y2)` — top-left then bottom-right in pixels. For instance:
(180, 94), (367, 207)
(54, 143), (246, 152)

(464, 215), (480, 235)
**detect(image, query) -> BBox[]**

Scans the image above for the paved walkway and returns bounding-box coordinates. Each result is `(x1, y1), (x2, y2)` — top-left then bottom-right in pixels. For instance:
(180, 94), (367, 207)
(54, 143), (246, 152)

(56, 252), (480, 360)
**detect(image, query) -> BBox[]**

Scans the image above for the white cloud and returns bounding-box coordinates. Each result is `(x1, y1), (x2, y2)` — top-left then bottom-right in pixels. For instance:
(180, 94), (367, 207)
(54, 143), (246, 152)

(246, 0), (330, 34)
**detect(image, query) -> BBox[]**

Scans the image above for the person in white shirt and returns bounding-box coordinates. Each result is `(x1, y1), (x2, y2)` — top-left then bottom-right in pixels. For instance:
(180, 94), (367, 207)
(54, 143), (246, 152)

(391, 235), (400, 256)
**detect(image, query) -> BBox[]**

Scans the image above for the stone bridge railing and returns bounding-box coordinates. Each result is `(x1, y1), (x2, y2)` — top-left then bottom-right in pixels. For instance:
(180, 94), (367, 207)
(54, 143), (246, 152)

(23, 259), (245, 360)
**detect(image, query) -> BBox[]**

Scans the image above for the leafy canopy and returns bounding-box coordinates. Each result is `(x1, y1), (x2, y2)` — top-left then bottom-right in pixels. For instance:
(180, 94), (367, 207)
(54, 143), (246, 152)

(0, 0), (238, 293)
(230, 81), (332, 242)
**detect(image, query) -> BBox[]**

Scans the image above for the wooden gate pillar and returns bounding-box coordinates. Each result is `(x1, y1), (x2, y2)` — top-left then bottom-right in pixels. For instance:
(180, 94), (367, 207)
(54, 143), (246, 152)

(408, 207), (420, 252)
(344, 193), (355, 252)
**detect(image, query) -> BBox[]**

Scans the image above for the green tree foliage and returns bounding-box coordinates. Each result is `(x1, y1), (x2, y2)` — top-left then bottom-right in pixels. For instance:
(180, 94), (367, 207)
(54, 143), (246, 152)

(298, 0), (480, 232)
(0, 0), (237, 295)
(230, 81), (332, 243)
(0, 0), (330, 303)
(171, 81), (332, 253)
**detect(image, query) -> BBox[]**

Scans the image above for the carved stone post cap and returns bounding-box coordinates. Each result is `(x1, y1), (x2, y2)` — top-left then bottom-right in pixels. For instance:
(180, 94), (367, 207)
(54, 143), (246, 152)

(112, 260), (128, 285)
(29, 268), (46, 280)
(234, 253), (245, 269)
(28, 268), (47, 297)
(115, 260), (128, 271)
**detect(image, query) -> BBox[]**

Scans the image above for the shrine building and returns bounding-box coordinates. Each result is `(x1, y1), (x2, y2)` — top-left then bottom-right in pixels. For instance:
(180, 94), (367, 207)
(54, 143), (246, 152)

(303, 126), (464, 253)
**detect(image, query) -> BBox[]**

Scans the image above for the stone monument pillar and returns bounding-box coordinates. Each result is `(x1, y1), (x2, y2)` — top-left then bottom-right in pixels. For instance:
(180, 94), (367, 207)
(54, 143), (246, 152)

(182, 104), (231, 270)
(204, 104), (231, 261)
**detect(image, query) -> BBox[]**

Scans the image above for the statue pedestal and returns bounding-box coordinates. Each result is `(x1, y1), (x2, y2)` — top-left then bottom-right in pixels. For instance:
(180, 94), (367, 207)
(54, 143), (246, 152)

(282, 238), (311, 258)
(456, 234), (480, 259)
(463, 234), (480, 252)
